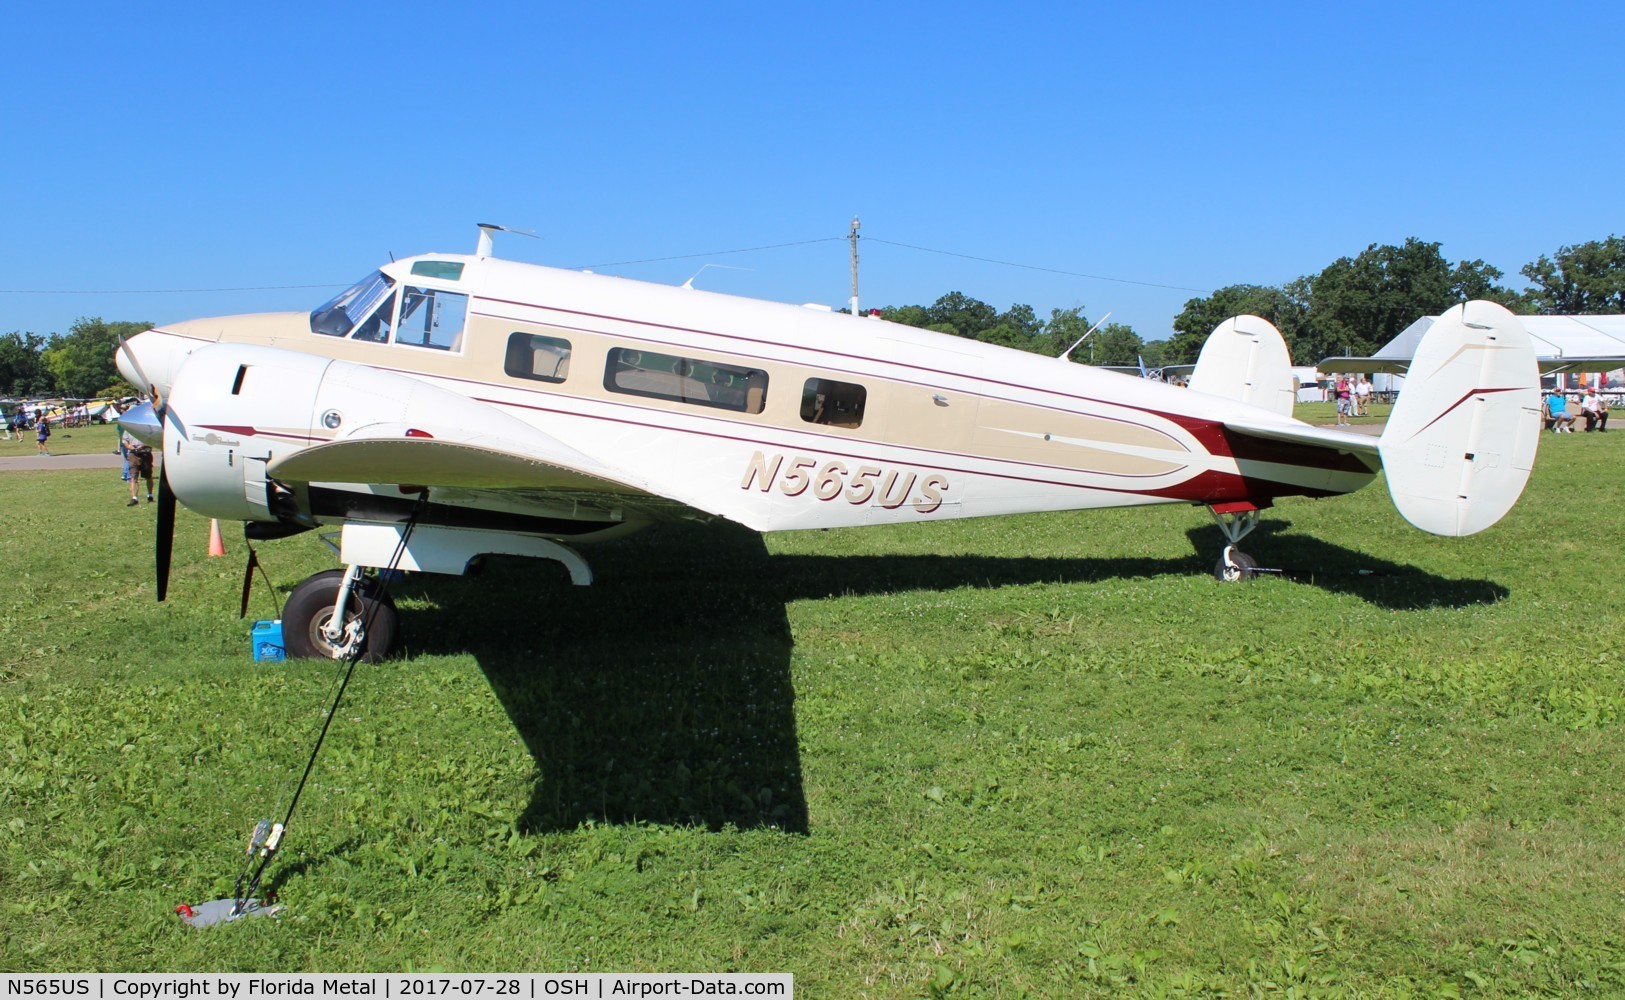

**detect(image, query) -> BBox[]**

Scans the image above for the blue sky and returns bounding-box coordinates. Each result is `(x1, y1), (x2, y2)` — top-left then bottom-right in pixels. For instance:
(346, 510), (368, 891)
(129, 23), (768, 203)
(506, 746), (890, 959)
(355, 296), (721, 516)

(3, 1), (1621, 344)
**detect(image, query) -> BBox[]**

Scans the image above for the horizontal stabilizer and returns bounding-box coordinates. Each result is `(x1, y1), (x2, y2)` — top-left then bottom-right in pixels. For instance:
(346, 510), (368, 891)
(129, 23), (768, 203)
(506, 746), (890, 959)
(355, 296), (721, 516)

(1216, 417), (1379, 456)
(1377, 301), (1540, 536)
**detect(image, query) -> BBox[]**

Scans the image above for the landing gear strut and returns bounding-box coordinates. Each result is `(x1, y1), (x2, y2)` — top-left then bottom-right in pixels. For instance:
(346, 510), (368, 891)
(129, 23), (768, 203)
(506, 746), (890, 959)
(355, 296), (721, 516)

(1209, 507), (1260, 583)
(282, 567), (400, 661)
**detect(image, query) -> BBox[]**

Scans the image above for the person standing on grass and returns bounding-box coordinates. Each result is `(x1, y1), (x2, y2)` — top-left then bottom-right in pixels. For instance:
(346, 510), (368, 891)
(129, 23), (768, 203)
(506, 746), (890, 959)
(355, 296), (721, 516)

(125, 433), (154, 505)
(1356, 376), (1372, 416)
(1335, 375), (1351, 427)
(34, 416), (50, 455)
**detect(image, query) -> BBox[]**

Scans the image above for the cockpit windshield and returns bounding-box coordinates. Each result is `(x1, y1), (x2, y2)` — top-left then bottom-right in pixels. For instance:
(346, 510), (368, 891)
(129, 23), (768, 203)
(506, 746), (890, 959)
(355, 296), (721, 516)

(310, 271), (396, 337)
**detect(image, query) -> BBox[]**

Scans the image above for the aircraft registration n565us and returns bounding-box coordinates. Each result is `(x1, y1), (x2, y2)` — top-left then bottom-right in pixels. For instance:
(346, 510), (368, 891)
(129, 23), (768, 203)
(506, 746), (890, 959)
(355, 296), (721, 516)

(116, 228), (1543, 660)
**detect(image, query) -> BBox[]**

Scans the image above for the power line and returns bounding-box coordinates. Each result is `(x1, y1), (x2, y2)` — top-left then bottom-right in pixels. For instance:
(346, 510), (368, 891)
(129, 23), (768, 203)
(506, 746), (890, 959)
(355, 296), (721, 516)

(863, 237), (1213, 295)
(570, 237), (845, 270)
(0, 283), (339, 294)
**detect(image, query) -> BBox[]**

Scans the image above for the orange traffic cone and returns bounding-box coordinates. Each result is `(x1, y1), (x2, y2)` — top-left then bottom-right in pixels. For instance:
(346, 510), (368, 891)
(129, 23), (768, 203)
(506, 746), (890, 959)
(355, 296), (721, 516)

(208, 519), (227, 557)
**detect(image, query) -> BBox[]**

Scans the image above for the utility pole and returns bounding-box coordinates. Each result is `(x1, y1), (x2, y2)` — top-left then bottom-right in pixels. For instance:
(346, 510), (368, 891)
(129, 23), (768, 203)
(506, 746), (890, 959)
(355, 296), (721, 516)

(848, 216), (861, 317)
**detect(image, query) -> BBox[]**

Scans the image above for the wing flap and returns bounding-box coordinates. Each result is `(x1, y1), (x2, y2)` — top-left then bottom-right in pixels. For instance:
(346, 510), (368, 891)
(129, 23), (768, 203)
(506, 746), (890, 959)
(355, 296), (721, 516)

(268, 435), (650, 493)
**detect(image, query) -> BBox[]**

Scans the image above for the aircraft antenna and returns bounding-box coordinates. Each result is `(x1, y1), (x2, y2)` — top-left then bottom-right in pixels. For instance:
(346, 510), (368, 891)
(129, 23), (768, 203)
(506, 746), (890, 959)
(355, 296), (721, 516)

(848, 216), (861, 317)
(1059, 311), (1112, 362)
(680, 263), (751, 289)
(475, 223), (540, 258)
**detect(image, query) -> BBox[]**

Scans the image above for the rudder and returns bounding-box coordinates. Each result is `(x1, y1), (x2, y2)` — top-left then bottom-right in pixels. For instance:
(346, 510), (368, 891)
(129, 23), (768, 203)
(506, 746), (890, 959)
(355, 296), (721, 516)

(1187, 315), (1295, 418)
(1377, 300), (1540, 536)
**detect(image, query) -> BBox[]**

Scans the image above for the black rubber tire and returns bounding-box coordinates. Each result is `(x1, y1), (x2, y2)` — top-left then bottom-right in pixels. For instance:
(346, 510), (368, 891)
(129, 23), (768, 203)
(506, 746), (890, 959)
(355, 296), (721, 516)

(282, 569), (400, 661)
(1213, 549), (1258, 583)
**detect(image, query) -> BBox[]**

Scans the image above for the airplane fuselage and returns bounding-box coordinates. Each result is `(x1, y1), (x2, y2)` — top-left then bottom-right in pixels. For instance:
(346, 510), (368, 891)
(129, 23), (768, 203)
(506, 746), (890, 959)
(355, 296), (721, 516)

(120, 252), (1378, 543)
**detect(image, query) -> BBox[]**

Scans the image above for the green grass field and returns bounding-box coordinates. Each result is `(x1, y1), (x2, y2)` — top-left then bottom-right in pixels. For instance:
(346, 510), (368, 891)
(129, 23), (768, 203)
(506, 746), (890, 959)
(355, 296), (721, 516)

(0, 421), (125, 458)
(2, 424), (1622, 995)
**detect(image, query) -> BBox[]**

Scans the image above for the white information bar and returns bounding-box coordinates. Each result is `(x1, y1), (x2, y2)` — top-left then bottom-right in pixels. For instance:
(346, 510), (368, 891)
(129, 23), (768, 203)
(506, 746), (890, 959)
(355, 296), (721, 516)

(0, 975), (792, 1000)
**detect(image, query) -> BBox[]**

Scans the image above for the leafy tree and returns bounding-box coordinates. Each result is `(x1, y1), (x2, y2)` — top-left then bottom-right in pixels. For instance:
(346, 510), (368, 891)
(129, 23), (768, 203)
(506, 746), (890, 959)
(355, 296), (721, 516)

(1088, 323), (1145, 367)
(39, 317), (147, 398)
(924, 292), (999, 339)
(0, 332), (52, 395)
(1521, 235), (1625, 314)
(883, 293), (1059, 354)
(1169, 284), (1308, 365)
(1045, 307), (1096, 361)
(879, 304), (930, 329)
(1139, 339), (1171, 368)
(1299, 238), (1520, 361)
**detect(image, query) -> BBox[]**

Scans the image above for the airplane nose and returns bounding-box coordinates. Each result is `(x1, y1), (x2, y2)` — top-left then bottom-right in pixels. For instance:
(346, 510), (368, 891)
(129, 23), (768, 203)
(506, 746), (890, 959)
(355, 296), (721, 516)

(116, 329), (205, 399)
(117, 400), (164, 447)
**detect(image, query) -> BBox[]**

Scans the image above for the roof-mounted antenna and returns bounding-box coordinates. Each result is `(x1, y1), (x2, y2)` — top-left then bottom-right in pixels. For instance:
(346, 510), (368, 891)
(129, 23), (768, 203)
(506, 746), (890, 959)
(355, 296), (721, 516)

(475, 223), (540, 258)
(681, 263), (751, 289)
(1059, 311), (1111, 362)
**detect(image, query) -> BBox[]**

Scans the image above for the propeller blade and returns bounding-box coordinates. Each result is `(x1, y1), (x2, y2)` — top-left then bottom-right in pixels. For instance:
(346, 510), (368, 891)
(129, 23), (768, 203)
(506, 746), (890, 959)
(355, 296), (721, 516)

(239, 546), (259, 619)
(156, 464), (176, 602)
(116, 335), (162, 411)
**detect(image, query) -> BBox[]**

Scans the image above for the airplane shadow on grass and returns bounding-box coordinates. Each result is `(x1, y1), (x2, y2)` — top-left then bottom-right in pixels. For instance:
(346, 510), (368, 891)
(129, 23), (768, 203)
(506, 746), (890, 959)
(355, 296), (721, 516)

(400, 518), (1506, 834)
(1184, 518), (1510, 610)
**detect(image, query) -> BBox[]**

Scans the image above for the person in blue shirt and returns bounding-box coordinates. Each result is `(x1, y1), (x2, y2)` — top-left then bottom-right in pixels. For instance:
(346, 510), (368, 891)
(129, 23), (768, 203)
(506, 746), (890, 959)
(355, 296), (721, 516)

(1545, 388), (1576, 433)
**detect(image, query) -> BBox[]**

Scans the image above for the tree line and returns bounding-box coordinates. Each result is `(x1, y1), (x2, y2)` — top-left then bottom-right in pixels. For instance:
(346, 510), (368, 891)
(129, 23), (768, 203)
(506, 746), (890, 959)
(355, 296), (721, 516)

(2, 235), (1620, 396)
(0, 318), (149, 399)
(878, 234), (1625, 368)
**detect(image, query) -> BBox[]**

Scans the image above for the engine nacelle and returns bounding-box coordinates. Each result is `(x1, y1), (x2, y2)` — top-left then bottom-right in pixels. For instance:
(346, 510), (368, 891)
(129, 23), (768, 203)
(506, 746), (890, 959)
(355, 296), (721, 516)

(163, 345), (332, 521)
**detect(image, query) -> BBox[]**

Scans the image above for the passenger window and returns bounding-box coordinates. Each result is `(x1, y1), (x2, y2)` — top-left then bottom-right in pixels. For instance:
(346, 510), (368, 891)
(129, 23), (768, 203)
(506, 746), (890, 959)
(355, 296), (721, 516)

(504, 333), (572, 383)
(350, 292), (395, 343)
(604, 348), (767, 414)
(395, 286), (469, 351)
(801, 378), (866, 428)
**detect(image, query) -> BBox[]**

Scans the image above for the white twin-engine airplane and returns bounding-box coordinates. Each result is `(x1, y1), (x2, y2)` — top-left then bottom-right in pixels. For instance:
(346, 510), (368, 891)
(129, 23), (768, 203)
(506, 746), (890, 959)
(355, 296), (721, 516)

(116, 229), (1543, 661)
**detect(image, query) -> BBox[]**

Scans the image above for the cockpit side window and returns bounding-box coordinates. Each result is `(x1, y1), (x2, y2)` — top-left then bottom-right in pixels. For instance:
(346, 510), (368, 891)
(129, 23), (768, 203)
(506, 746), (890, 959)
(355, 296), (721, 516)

(310, 271), (396, 338)
(394, 286), (469, 351)
(349, 292), (395, 343)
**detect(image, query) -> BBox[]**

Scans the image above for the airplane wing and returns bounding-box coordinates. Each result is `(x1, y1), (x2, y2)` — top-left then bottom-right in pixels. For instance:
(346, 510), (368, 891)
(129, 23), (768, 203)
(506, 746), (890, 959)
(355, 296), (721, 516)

(268, 425), (647, 492)
(266, 422), (716, 523)
(1534, 356), (1625, 375)
(1318, 355), (1406, 375)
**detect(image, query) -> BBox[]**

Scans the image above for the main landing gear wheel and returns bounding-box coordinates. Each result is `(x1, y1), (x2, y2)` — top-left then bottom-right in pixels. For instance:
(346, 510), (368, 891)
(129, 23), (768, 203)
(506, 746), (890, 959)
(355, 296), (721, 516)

(1214, 547), (1258, 582)
(1208, 506), (1262, 584)
(282, 568), (400, 661)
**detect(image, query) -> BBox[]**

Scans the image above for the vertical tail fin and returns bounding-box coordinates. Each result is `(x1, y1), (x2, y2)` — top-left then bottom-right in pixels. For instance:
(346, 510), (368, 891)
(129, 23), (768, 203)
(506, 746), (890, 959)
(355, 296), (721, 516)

(1377, 301), (1540, 536)
(1187, 315), (1296, 418)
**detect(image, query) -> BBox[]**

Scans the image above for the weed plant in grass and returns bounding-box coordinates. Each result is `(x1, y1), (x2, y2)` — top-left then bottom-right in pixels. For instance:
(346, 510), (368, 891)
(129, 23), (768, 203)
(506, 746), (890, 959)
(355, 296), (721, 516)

(1, 431), (1623, 995)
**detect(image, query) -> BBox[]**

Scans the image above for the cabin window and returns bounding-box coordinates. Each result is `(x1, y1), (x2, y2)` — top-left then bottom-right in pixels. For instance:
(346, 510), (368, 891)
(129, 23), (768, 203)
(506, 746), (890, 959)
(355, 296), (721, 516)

(604, 348), (767, 414)
(394, 286), (469, 351)
(310, 271), (395, 337)
(801, 378), (866, 428)
(410, 260), (465, 281)
(504, 333), (572, 383)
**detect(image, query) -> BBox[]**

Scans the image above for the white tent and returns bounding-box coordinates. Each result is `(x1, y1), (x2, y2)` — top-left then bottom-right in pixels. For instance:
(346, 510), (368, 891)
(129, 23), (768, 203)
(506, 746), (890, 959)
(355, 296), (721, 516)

(1377, 314), (1625, 374)
(1325, 313), (1625, 389)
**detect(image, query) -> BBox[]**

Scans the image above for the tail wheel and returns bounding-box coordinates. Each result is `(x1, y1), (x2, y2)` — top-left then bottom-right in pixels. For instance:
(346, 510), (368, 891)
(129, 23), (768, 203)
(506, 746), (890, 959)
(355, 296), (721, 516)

(1214, 548), (1258, 583)
(282, 569), (400, 661)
